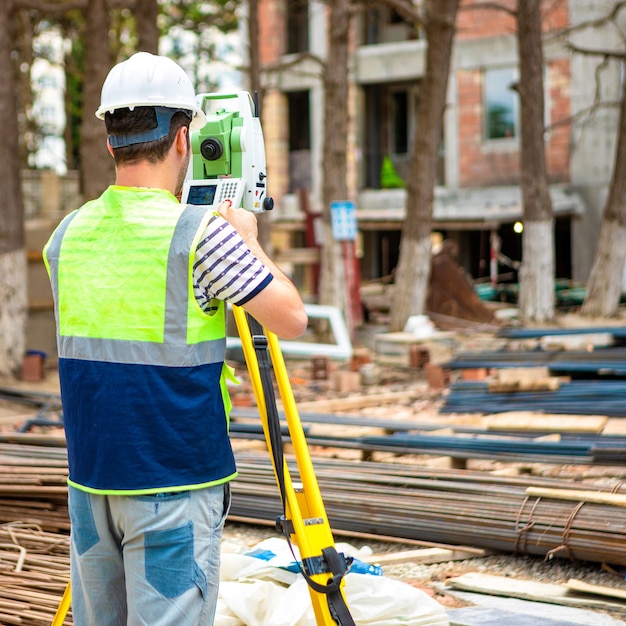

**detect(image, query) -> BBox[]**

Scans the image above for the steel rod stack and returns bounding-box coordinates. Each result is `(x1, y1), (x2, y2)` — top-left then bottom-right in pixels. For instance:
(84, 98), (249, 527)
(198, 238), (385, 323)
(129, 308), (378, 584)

(440, 379), (626, 416)
(0, 438), (69, 533)
(2, 438), (626, 566)
(2, 437), (626, 623)
(445, 347), (626, 377)
(0, 524), (71, 625)
(230, 451), (626, 566)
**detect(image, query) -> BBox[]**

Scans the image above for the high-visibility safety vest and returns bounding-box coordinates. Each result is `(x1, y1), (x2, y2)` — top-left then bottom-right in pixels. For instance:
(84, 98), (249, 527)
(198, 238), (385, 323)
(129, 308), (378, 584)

(43, 186), (237, 495)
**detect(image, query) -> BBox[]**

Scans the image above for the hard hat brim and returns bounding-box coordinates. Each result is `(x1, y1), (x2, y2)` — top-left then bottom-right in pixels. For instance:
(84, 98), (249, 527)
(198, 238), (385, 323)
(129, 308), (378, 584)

(95, 104), (207, 132)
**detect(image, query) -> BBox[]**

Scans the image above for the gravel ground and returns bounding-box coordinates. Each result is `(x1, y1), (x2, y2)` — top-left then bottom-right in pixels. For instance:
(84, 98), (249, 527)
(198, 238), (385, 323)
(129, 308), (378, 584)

(224, 507), (626, 622)
(221, 519), (626, 614)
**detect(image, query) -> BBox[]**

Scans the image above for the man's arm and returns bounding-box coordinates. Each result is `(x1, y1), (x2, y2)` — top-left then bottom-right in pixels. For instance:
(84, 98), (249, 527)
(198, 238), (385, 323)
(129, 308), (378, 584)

(217, 200), (308, 339)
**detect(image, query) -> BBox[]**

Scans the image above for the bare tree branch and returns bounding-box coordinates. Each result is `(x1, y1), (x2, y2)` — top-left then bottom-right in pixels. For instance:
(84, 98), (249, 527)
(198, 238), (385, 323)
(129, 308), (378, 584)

(14, 0), (87, 12)
(262, 51), (326, 77)
(459, 1), (516, 18)
(565, 42), (626, 60)
(547, 99), (620, 131)
(545, 0), (626, 41)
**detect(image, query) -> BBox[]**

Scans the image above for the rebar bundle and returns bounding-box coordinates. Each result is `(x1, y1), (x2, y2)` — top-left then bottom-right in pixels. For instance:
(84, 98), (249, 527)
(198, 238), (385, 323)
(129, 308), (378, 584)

(229, 452), (626, 566)
(441, 379), (626, 417)
(0, 524), (71, 625)
(2, 437), (626, 624)
(2, 438), (626, 566)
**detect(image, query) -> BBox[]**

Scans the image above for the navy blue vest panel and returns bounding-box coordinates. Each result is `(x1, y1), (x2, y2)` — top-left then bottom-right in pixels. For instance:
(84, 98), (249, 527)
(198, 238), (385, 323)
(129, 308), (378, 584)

(59, 358), (237, 492)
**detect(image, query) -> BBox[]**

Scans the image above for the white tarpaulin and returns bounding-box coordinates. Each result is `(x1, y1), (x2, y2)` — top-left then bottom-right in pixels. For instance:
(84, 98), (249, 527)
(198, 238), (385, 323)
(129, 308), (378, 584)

(215, 538), (450, 626)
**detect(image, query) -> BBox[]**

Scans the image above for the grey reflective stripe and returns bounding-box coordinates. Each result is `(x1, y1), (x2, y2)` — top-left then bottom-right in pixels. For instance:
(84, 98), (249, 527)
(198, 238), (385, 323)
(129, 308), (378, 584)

(164, 204), (210, 341)
(51, 203), (225, 366)
(57, 335), (226, 366)
(45, 211), (79, 323)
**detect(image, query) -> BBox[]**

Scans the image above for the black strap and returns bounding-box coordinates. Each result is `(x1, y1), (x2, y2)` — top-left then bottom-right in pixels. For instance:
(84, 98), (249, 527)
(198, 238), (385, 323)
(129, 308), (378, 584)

(250, 325), (287, 505)
(247, 315), (355, 626)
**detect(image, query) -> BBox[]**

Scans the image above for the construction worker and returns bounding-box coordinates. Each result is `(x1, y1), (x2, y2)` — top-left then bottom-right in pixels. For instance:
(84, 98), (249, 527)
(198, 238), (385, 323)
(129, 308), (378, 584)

(43, 52), (307, 626)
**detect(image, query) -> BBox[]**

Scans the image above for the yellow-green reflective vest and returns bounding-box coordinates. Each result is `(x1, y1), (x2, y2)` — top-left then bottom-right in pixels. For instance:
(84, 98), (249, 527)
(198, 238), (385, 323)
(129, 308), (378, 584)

(44, 186), (237, 494)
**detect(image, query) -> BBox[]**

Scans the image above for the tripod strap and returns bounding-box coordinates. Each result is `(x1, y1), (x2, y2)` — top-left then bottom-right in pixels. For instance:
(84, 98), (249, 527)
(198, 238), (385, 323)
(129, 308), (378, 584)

(250, 326), (286, 505)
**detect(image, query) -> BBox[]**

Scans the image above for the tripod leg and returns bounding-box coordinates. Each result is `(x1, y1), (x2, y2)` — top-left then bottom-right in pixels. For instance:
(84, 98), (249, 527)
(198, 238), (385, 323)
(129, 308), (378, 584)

(51, 581), (71, 625)
(231, 305), (354, 626)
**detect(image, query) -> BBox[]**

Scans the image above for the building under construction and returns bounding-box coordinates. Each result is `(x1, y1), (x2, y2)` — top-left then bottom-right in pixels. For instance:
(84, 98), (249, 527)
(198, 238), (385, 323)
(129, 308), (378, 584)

(250, 0), (620, 290)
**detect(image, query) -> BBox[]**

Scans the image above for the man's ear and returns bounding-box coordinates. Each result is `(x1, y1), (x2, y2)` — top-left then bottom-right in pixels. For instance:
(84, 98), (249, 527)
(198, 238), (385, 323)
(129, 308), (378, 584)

(176, 126), (189, 155)
(106, 138), (115, 157)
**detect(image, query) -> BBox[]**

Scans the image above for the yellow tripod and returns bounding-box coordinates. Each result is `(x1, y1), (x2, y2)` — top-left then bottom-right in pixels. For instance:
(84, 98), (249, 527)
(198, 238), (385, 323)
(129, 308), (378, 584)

(232, 306), (354, 626)
(52, 306), (354, 626)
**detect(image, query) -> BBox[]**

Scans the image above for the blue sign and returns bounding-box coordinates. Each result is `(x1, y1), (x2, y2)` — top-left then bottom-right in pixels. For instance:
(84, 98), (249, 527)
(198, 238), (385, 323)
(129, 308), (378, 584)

(330, 201), (357, 241)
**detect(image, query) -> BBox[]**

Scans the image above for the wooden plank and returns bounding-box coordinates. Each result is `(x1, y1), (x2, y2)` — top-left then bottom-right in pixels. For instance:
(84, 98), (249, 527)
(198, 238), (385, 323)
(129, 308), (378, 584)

(494, 367), (551, 382)
(601, 418), (626, 435)
(293, 391), (420, 413)
(483, 412), (608, 434)
(446, 572), (626, 611)
(274, 247), (320, 265)
(488, 378), (561, 393)
(362, 547), (484, 566)
(526, 487), (626, 507)
(567, 578), (626, 601)
(487, 367), (566, 393)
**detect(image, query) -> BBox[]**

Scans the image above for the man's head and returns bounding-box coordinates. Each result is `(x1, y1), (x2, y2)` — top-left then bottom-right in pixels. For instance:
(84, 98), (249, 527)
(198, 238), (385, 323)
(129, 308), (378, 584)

(96, 52), (206, 166)
(104, 106), (191, 166)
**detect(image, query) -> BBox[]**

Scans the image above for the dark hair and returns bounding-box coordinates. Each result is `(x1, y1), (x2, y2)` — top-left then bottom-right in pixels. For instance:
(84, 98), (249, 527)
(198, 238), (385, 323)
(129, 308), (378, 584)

(105, 106), (190, 166)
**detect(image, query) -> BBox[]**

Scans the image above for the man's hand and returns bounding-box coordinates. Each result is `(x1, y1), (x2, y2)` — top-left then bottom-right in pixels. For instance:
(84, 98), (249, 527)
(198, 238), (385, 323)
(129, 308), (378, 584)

(217, 199), (258, 244)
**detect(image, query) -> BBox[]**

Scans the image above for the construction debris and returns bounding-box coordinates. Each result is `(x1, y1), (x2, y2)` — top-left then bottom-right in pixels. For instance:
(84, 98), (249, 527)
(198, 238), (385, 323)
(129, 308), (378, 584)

(446, 573), (626, 613)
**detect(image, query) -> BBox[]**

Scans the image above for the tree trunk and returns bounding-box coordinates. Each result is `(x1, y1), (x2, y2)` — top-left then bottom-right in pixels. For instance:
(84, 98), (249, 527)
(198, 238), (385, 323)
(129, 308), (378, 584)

(516, 0), (555, 323)
(389, 0), (459, 331)
(518, 219), (554, 320)
(0, 2), (27, 376)
(581, 55), (626, 318)
(319, 0), (350, 317)
(79, 0), (113, 200)
(581, 219), (626, 318)
(135, 0), (159, 54)
(12, 7), (34, 170)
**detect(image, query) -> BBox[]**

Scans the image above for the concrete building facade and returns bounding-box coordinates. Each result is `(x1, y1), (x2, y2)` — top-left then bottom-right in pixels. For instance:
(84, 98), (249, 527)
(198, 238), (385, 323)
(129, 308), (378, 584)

(252, 0), (623, 289)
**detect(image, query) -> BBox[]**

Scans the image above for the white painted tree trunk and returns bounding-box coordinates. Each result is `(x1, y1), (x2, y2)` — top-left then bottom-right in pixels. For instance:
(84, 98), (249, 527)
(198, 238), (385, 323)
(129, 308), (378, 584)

(390, 234), (432, 330)
(581, 218), (626, 318)
(518, 219), (555, 323)
(0, 249), (27, 377)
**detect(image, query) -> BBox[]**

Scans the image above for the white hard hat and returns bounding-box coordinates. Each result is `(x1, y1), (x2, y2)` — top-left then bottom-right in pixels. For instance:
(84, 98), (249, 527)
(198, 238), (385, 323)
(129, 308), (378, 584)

(95, 52), (207, 131)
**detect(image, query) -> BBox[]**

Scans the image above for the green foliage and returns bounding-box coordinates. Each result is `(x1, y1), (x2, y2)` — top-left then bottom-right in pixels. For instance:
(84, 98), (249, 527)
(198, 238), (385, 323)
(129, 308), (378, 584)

(158, 0), (239, 33)
(486, 103), (516, 140)
(65, 34), (84, 170)
(19, 1), (243, 172)
(158, 0), (242, 93)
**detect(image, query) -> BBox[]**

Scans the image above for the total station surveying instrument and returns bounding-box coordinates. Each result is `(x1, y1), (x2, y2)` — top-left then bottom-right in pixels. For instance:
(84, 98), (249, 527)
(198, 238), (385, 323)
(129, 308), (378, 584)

(52, 92), (355, 626)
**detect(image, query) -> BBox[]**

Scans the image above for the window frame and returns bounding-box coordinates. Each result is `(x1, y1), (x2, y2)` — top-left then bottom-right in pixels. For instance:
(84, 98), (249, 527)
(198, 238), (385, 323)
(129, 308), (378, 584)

(483, 66), (519, 143)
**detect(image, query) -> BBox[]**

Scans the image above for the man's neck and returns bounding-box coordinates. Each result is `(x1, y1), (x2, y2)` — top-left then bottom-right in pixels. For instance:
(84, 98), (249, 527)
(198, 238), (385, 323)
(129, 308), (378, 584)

(114, 160), (177, 196)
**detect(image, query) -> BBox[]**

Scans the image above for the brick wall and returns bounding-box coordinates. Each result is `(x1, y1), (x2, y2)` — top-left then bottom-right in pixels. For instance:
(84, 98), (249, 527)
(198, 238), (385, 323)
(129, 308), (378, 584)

(457, 0), (568, 40)
(456, 0), (571, 187)
(457, 0), (517, 40)
(457, 59), (571, 187)
(258, 0), (286, 62)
